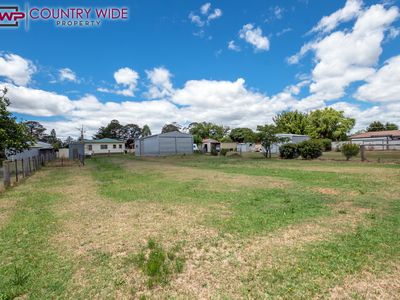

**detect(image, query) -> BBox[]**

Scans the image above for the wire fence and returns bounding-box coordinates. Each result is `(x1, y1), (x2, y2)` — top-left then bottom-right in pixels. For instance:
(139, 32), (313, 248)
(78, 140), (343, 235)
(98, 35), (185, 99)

(361, 144), (400, 163)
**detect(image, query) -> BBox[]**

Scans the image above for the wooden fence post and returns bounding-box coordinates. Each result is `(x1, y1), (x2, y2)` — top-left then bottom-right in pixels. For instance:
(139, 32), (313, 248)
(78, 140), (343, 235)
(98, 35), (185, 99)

(3, 161), (11, 188)
(14, 160), (18, 182)
(360, 145), (366, 162)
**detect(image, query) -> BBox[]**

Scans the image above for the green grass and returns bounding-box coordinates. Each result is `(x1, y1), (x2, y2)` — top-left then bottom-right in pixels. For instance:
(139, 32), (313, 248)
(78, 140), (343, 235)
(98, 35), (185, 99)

(0, 170), (73, 300)
(0, 154), (399, 298)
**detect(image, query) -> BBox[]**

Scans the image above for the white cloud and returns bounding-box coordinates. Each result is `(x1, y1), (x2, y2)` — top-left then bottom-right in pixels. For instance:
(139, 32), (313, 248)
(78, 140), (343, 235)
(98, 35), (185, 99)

(0, 53), (36, 86)
(227, 40), (241, 52)
(208, 8), (222, 21)
(200, 3), (211, 15)
(3, 82), (74, 116)
(355, 55), (400, 102)
(239, 24), (270, 52)
(272, 6), (285, 20)
(311, 0), (363, 33)
(59, 68), (78, 82)
(189, 3), (222, 28)
(290, 4), (399, 100)
(309, 4), (399, 101)
(98, 67), (139, 97)
(145, 67), (174, 99)
(189, 12), (204, 27)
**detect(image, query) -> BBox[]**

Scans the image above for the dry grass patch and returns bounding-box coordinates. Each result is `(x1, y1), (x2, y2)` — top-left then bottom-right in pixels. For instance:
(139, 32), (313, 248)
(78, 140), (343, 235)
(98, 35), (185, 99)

(159, 202), (369, 298)
(0, 197), (16, 229)
(328, 263), (400, 300)
(121, 158), (290, 191)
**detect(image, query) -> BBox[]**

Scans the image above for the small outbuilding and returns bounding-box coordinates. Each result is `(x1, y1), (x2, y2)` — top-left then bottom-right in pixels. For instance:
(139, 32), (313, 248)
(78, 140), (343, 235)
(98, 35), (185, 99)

(135, 131), (193, 156)
(202, 138), (221, 153)
(6, 141), (54, 161)
(270, 134), (310, 154)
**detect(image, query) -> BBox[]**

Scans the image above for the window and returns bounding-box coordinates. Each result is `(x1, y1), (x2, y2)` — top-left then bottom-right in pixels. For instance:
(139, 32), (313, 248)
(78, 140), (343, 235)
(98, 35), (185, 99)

(100, 145), (108, 150)
(113, 144), (117, 149)
(119, 144), (122, 149)
(88, 145), (92, 151)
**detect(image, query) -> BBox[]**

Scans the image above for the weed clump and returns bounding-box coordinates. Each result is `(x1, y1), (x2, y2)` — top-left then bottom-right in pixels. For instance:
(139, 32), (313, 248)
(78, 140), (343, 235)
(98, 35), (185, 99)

(133, 239), (185, 288)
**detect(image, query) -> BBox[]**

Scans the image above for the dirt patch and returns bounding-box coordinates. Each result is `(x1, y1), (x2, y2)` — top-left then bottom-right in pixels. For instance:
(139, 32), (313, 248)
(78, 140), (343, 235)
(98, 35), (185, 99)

(328, 263), (400, 299)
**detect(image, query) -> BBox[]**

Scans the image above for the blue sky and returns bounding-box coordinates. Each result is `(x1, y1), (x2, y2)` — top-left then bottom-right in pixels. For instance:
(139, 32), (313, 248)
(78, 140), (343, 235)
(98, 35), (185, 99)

(1, 0), (400, 138)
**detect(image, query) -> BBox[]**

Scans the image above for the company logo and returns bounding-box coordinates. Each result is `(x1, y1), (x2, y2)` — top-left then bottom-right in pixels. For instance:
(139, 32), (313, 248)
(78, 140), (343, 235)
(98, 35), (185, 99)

(0, 4), (128, 29)
(0, 6), (26, 27)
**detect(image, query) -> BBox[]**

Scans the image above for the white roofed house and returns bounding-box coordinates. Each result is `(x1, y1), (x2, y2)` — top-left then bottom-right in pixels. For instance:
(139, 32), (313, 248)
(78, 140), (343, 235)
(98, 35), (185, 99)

(270, 134), (310, 154)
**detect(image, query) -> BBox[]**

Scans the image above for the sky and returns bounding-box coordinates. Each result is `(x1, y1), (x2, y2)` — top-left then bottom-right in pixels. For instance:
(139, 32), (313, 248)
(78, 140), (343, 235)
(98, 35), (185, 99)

(1, 0), (400, 139)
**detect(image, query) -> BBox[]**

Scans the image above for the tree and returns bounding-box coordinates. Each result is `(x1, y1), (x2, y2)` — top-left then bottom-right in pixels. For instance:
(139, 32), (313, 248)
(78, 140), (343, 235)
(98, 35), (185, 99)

(366, 121), (398, 131)
(161, 122), (181, 133)
(229, 128), (256, 143)
(385, 122), (398, 130)
(366, 121), (386, 132)
(94, 120), (124, 139)
(188, 122), (229, 142)
(0, 88), (34, 158)
(273, 111), (310, 135)
(23, 120), (46, 140)
(307, 108), (355, 141)
(120, 124), (142, 148)
(142, 124), (152, 137)
(42, 128), (62, 150)
(256, 124), (286, 158)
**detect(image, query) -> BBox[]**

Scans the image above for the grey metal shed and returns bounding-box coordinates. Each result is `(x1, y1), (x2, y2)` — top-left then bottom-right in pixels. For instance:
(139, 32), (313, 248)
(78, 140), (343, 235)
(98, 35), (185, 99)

(270, 134), (310, 154)
(69, 142), (85, 159)
(135, 131), (194, 156)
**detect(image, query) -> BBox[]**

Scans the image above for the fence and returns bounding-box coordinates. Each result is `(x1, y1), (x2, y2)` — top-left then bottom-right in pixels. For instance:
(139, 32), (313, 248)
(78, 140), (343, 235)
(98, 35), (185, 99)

(360, 144), (400, 163)
(1, 152), (56, 189)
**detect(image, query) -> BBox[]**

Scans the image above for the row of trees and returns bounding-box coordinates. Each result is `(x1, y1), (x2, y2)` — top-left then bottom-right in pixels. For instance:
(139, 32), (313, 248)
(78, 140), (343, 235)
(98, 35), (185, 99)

(1, 86), (398, 159)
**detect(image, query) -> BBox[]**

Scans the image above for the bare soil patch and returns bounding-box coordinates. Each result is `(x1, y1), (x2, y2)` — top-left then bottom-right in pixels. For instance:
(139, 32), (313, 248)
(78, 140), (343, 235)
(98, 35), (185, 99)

(328, 263), (400, 300)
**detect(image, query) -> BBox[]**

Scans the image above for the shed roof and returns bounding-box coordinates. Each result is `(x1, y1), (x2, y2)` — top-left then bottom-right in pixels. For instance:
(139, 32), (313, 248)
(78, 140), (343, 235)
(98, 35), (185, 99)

(83, 138), (123, 143)
(137, 131), (193, 140)
(202, 138), (220, 143)
(31, 141), (53, 149)
(350, 130), (400, 139)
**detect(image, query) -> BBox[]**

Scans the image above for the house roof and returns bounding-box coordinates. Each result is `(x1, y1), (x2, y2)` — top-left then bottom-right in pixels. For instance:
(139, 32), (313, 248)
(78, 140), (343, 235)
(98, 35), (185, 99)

(31, 141), (53, 149)
(83, 138), (123, 143)
(202, 138), (220, 143)
(350, 130), (400, 139)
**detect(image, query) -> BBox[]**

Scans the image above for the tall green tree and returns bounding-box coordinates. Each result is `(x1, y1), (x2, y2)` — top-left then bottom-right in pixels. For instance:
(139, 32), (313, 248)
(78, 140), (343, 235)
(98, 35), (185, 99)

(141, 124), (152, 137)
(94, 120), (124, 139)
(23, 120), (46, 140)
(188, 122), (229, 142)
(0, 88), (33, 158)
(229, 128), (256, 143)
(256, 124), (286, 158)
(273, 110), (310, 135)
(366, 121), (398, 131)
(366, 121), (386, 132)
(385, 122), (399, 130)
(307, 108), (355, 141)
(120, 124), (142, 148)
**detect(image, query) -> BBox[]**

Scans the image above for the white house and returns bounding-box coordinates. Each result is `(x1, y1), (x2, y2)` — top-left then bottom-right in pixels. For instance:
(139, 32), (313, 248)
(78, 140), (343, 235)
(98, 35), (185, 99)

(83, 138), (125, 155)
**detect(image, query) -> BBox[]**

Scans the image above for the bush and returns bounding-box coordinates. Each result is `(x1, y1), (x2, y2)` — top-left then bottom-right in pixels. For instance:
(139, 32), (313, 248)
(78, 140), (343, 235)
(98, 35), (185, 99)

(341, 143), (359, 160)
(320, 138), (332, 151)
(279, 143), (299, 159)
(298, 140), (323, 160)
(220, 149), (229, 156)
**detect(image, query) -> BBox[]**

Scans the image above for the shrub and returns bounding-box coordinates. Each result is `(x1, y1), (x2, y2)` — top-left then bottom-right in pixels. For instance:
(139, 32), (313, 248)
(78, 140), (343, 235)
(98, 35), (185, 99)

(279, 143), (299, 159)
(220, 149), (229, 156)
(298, 140), (323, 160)
(341, 143), (359, 161)
(320, 138), (332, 151)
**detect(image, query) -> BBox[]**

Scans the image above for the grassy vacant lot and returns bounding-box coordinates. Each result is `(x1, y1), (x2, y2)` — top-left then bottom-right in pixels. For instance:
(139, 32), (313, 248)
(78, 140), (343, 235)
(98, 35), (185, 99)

(0, 154), (399, 299)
